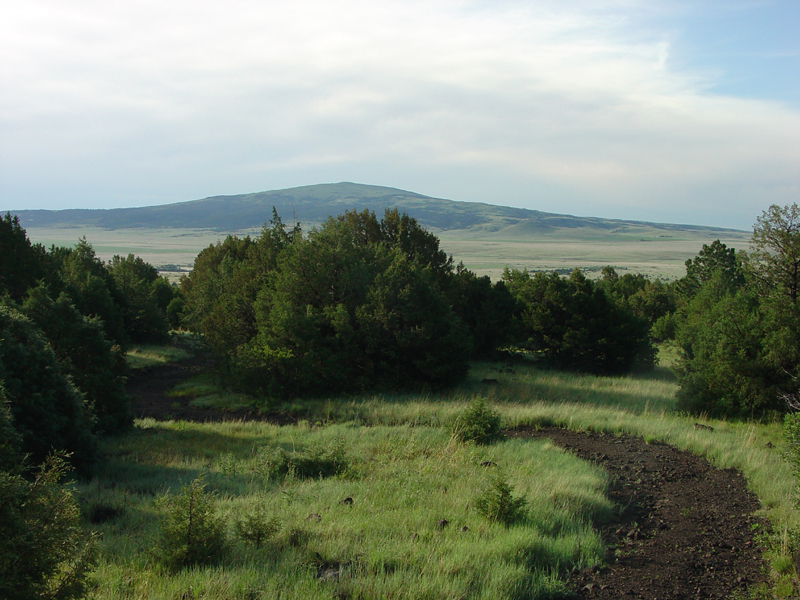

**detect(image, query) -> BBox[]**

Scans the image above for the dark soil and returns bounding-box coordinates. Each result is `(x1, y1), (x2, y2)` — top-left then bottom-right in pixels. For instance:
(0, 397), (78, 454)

(512, 427), (768, 599)
(128, 363), (769, 599)
(126, 359), (295, 424)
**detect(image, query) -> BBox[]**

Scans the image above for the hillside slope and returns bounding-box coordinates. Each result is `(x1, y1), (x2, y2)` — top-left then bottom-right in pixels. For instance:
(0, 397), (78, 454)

(6, 182), (743, 238)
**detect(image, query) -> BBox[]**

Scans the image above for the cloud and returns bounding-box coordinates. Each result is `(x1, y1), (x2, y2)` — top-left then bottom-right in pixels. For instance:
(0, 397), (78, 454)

(0, 0), (798, 228)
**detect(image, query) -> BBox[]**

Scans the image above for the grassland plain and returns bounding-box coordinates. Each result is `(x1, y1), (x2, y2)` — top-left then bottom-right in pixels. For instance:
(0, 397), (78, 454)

(81, 345), (800, 599)
(24, 225), (750, 281)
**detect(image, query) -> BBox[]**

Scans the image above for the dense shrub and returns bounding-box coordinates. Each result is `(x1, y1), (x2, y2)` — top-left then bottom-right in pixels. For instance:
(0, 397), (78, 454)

(451, 397), (502, 444)
(0, 453), (97, 600)
(0, 306), (96, 468)
(21, 285), (131, 435)
(474, 475), (528, 526)
(158, 477), (228, 571)
(503, 268), (656, 375)
(186, 210), (474, 398)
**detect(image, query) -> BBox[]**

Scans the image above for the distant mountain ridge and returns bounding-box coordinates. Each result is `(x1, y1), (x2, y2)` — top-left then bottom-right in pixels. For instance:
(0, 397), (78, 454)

(6, 182), (744, 235)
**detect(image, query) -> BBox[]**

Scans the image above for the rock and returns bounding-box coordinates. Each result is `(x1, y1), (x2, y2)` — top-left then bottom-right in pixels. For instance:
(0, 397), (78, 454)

(693, 423), (714, 432)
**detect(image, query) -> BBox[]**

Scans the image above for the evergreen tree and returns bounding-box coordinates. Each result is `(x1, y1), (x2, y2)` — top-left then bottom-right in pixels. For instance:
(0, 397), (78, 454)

(0, 306), (96, 469)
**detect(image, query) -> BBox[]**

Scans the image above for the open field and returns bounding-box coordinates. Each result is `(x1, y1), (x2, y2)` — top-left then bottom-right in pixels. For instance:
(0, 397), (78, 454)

(26, 226), (751, 281)
(91, 346), (799, 599)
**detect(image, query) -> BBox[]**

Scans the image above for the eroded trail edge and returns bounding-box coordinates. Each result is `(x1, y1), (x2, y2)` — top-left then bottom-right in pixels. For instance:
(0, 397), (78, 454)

(512, 427), (767, 599)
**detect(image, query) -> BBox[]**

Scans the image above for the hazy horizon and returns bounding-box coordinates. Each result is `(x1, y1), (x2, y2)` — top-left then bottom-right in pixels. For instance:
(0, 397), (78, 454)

(2, 1), (798, 230)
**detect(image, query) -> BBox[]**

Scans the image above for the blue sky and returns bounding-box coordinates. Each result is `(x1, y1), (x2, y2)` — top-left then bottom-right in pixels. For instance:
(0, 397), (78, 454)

(1, 0), (798, 229)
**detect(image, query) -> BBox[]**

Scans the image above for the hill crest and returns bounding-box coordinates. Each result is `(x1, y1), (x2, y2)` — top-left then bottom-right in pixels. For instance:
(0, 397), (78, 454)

(5, 182), (744, 237)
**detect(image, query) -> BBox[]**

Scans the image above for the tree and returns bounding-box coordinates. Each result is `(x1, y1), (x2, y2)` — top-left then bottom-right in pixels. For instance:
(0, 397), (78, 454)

(0, 214), (47, 301)
(181, 209), (299, 356)
(0, 453), (96, 600)
(158, 477), (227, 570)
(677, 240), (744, 299)
(22, 285), (131, 435)
(673, 273), (798, 418)
(57, 239), (128, 347)
(0, 306), (96, 469)
(448, 266), (517, 358)
(109, 254), (169, 343)
(503, 268), (656, 375)
(751, 203), (800, 303)
(242, 219), (471, 397)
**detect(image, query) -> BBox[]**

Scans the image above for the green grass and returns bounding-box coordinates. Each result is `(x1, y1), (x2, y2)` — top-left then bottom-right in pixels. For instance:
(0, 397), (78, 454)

(82, 422), (608, 599)
(167, 373), (254, 411)
(125, 344), (192, 369)
(82, 348), (800, 598)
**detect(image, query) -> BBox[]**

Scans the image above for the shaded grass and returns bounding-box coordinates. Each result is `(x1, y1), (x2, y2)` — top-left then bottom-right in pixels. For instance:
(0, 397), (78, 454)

(82, 422), (608, 599)
(125, 344), (191, 369)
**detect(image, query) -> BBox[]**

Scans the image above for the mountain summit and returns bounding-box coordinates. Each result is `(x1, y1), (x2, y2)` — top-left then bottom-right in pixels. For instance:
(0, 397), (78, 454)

(6, 182), (741, 236)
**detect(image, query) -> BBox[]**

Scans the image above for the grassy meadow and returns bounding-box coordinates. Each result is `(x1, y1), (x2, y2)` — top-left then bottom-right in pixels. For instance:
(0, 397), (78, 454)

(24, 225), (751, 281)
(78, 345), (798, 599)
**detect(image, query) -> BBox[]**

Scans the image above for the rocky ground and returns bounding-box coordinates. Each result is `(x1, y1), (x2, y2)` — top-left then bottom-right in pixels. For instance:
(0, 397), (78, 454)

(128, 363), (769, 599)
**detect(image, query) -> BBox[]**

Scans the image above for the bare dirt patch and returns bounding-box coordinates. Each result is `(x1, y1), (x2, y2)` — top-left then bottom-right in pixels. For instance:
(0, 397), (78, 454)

(513, 427), (767, 599)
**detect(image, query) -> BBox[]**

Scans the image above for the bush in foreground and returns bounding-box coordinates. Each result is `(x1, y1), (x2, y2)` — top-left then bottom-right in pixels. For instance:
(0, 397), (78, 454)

(0, 453), (96, 600)
(474, 475), (528, 526)
(451, 397), (502, 444)
(158, 477), (227, 571)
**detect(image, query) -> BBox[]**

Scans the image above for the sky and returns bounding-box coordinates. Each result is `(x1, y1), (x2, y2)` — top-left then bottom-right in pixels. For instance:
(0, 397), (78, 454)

(1, 0), (798, 230)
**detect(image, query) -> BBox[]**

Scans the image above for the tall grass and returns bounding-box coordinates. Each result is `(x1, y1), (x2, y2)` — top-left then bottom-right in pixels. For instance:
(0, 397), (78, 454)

(83, 349), (799, 598)
(82, 421), (608, 599)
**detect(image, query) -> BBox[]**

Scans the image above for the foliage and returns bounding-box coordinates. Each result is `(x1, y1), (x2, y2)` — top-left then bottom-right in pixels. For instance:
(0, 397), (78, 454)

(158, 476), (228, 571)
(504, 268), (656, 375)
(451, 397), (502, 444)
(183, 208), (475, 398)
(0, 453), (96, 600)
(21, 285), (131, 435)
(672, 210), (800, 418)
(181, 209), (299, 355)
(598, 267), (677, 334)
(448, 267), (517, 358)
(234, 505), (281, 548)
(0, 213), (48, 301)
(247, 220), (470, 396)
(108, 254), (170, 343)
(676, 239), (745, 299)
(751, 203), (800, 303)
(0, 306), (96, 468)
(56, 238), (129, 347)
(254, 440), (349, 480)
(473, 475), (528, 526)
(0, 387), (21, 473)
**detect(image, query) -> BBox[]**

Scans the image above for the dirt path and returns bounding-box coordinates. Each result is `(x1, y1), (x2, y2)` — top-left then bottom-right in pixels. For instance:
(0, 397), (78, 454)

(127, 364), (768, 598)
(514, 427), (767, 599)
